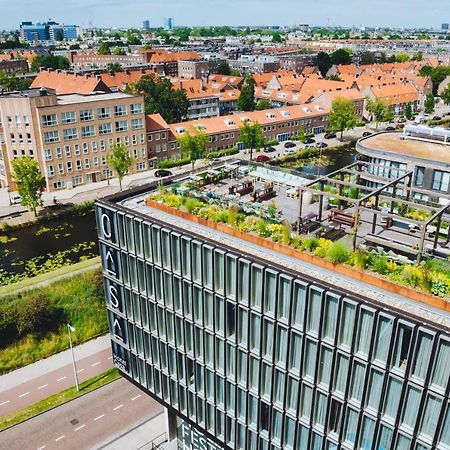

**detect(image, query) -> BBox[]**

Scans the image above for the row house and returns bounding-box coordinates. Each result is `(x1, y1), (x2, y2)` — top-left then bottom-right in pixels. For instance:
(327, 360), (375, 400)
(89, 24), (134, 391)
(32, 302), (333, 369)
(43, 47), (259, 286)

(0, 88), (147, 191)
(145, 104), (330, 162)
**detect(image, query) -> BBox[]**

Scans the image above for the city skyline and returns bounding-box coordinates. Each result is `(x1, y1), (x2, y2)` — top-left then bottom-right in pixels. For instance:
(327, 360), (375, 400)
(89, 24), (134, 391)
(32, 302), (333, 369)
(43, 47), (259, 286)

(0, 0), (449, 31)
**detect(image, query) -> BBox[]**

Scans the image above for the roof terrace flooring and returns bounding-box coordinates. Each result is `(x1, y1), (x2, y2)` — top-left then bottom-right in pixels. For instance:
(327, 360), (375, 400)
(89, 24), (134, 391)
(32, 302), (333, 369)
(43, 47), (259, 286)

(116, 189), (450, 331)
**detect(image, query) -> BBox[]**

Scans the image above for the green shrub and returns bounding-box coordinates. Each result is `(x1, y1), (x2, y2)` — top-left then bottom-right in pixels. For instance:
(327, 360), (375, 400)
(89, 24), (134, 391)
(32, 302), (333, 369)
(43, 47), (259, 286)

(327, 241), (350, 264)
(429, 273), (449, 298)
(208, 147), (239, 158)
(303, 237), (320, 253)
(401, 265), (423, 288)
(257, 221), (271, 238)
(350, 251), (368, 270)
(157, 157), (190, 169)
(371, 255), (389, 275)
(314, 238), (332, 258)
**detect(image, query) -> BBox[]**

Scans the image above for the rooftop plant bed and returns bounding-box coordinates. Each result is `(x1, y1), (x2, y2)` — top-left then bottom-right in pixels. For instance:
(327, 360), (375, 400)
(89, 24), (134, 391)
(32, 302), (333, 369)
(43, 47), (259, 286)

(147, 188), (450, 302)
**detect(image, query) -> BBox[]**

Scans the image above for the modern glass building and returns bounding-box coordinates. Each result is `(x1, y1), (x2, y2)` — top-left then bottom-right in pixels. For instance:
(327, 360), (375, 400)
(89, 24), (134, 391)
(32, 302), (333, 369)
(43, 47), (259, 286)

(96, 182), (450, 450)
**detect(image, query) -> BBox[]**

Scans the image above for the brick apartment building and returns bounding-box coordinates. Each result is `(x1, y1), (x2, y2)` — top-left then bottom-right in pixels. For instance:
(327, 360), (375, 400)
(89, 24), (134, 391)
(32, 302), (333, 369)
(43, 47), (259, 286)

(0, 88), (147, 191)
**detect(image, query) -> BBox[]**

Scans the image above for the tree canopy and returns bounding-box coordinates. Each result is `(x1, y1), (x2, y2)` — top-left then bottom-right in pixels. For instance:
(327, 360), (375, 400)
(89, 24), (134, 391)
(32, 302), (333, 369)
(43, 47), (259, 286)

(331, 49), (352, 66)
(237, 75), (256, 111)
(255, 99), (272, 110)
(328, 97), (357, 140)
(107, 143), (133, 191)
(360, 52), (375, 65)
(131, 74), (189, 124)
(441, 84), (450, 106)
(217, 62), (231, 75)
(30, 55), (69, 72)
(424, 93), (435, 114)
(177, 131), (208, 169)
(315, 52), (332, 77)
(11, 156), (46, 216)
(239, 121), (264, 161)
(0, 71), (32, 91)
(366, 98), (390, 128)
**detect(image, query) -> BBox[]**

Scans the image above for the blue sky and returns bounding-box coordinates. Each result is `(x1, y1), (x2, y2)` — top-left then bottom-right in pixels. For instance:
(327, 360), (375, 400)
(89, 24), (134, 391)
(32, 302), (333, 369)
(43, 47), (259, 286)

(1, 0), (448, 30)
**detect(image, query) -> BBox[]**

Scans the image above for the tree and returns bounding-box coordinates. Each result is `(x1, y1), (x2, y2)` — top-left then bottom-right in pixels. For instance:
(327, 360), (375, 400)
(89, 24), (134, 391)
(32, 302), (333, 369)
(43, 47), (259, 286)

(272, 32), (283, 43)
(297, 127), (307, 143)
(360, 52), (375, 65)
(106, 62), (124, 75)
(366, 98), (387, 128)
(255, 99), (272, 110)
(331, 48), (352, 65)
(30, 55), (70, 72)
(419, 65), (433, 77)
(131, 74), (189, 123)
(424, 93), (435, 114)
(237, 75), (255, 111)
(230, 69), (241, 76)
(0, 71), (32, 91)
(107, 143), (133, 191)
(411, 51), (423, 61)
(315, 51), (332, 77)
(405, 102), (413, 120)
(239, 121), (264, 161)
(16, 294), (58, 336)
(217, 62), (231, 75)
(11, 156), (46, 216)
(177, 131), (208, 170)
(441, 83), (450, 106)
(394, 53), (409, 62)
(328, 97), (357, 141)
(112, 47), (125, 55)
(383, 105), (394, 123)
(98, 41), (111, 55)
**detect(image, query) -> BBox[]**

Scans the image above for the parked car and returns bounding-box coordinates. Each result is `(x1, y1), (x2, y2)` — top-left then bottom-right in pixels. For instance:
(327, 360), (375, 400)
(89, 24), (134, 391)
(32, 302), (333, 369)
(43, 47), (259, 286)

(305, 137), (315, 144)
(284, 148), (296, 155)
(10, 194), (21, 205)
(284, 141), (296, 148)
(209, 158), (220, 164)
(255, 154), (270, 163)
(362, 131), (372, 137)
(324, 132), (336, 139)
(316, 142), (328, 148)
(397, 117), (407, 123)
(395, 123), (405, 129)
(432, 116), (442, 121)
(264, 146), (276, 153)
(304, 143), (315, 149)
(386, 126), (396, 131)
(155, 169), (173, 178)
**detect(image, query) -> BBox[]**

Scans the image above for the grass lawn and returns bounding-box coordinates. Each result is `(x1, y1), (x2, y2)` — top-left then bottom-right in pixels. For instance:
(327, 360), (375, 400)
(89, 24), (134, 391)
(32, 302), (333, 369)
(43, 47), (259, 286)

(0, 268), (108, 375)
(0, 368), (120, 431)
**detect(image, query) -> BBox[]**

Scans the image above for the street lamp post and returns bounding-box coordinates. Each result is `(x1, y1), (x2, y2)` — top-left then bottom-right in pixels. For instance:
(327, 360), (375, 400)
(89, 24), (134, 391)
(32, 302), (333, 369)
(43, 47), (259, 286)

(67, 324), (79, 391)
(5, 185), (11, 206)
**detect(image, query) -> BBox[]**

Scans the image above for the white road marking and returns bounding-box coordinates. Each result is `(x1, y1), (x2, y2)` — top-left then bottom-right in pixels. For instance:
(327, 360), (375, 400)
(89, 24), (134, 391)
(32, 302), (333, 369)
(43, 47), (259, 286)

(57, 376), (67, 382)
(113, 404), (123, 411)
(36, 446), (46, 450)
(131, 394), (141, 401)
(38, 384), (49, 390)
(94, 414), (105, 421)
(91, 361), (101, 367)
(0, 400), (10, 406)
(55, 435), (65, 442)
(76, 369), (85, 373)
(18, 392), (30, 398)
(74, 424), (85, 431)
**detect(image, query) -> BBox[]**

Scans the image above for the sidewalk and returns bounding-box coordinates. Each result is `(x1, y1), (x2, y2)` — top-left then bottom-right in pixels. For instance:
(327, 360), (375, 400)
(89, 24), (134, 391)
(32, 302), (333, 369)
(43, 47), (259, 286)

(0, 334), (111, 393)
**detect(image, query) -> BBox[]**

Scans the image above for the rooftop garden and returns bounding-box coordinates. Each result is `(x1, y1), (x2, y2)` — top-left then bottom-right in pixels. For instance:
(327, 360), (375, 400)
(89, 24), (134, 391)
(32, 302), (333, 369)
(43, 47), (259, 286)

(148, 186), (450, 300)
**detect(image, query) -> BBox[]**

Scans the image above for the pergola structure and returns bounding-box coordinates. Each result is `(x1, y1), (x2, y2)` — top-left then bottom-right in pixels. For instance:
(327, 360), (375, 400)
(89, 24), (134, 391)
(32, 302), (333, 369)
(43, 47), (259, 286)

(296, 161), (450, 262)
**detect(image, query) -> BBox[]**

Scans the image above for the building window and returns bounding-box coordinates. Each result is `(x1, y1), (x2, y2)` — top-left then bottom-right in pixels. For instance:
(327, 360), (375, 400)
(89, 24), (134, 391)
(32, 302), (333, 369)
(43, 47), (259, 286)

(63, 128), (78, 141)
(44, 148), (52, 161)
(41, 114), (57, 127)
(131, 118), (144, 130)
(114, 105), (127, 117)
(130, 103), (143, 114)
(81, 126), (95, 138)
(79, 109), (93, 121)
(97, 107), (110, 119)
(401, 385), (422, 430)
(46, 164), (54, 176)
(99, 123), (112, 135)
(44, 131), (59, 144)
(432, 170), (450, 192)
(61, 111), (76, 124)
(115, 121), (128, 132)
(415, 166), (425, 187)
(136, 161), (146, 171)
(392, 322), (412, 373)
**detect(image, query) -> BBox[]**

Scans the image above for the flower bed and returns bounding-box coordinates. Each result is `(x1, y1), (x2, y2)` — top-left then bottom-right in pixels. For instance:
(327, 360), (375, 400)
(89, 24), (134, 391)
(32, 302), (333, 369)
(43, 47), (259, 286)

(147, 190), (450, 301)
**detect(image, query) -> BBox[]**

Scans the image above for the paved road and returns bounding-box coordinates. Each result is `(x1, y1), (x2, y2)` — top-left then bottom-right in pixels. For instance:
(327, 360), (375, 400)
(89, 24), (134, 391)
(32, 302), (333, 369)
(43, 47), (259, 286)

(0, 378), (164, 450)
(0, 348), (113, 417)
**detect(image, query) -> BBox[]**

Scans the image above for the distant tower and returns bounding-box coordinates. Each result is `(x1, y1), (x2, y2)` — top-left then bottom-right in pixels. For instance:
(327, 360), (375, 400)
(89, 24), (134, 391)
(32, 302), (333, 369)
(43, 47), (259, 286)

(442, 23), (449, 31)
(164, 18), (174, 30)
(143, 20), (150, 31)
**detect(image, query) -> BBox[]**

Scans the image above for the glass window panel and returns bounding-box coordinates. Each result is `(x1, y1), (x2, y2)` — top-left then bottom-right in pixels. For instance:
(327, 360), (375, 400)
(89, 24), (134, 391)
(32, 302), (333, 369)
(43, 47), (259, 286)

(191, 241), (202, 284)
(204, 290), (213, 330)
(215, 295), (225, 335)
(413, 331), (434, 380)
(275, 325), (288, 367)
(300, 384), (313, 422)
(297, 424), (309, 449)
(273, 370), (285, 406)
(214, 250), (225, 294)
(292, 281), (307, 330)
(283, 416), (295, 449)
(314, 392), (327, 427)
(203, 245), (213, 289)
(334, 354), (349, 395)
(359, 416), (376, 450)
(170, 233), (181, 274)
(277, 275), (292, 321)
(395, 435), (412, 450)
(288, 332), (302, 373)
(344, 408), (358, 446)
(161, 229), (171, 270)
(250, 264), (263, 309)
(271, 409), (283, 443)
(151, 226), (161, 266)
(339, 301), (356, 349)
(260, 363), (272, 399)
(374, 315), (394, 364)
(286, 376), (299, 413)
(350, 361), (366, 404)
(377, 425), (394, 450)
(181, 237), (191, 279)
(237, 307), (248, 347)
(250, 313), (261, 353)
(263, 269), (277, 315)
(383, 376), (403, 422)
(262, 320), (274, 360)
(356, 308), (374, 357)
(366, 369), (384, 412)
(322, 293), (339, 342)
(401, 385), (422, 430)
(392, 323), (413, 373)
(303, 339), (317, 381)
(307, 287), (322, 336)
(237, 259), (250, 304)
(319, 346), (333, 387)
(420, 394), (443, 439)
(439, 403), (450, 448)
(431, 339), (450, 390)
(226, 254), (237, 299)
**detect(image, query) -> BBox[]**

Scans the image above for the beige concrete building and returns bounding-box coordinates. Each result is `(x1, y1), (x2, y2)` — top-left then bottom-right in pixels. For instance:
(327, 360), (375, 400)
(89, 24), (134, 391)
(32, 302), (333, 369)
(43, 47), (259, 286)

(0, 88), (147, 192)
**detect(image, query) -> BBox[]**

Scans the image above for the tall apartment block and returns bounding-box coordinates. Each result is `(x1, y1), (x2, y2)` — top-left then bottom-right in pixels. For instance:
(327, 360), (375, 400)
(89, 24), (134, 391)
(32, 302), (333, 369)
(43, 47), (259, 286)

(96, 172), (450, 450)
(0, 88), (147, 191)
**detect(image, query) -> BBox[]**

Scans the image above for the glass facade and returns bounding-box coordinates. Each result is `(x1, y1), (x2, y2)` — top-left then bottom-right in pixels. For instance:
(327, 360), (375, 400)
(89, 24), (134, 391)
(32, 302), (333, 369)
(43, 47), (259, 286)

(96, 202), (450, 450)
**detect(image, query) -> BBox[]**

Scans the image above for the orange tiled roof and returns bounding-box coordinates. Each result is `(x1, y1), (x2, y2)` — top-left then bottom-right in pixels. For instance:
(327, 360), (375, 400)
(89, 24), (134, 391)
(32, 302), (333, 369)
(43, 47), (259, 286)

(364, 83), (419, 104)
(150, 51), (201, 64)
(30, 70), (110, 95)
(100, 69), (157, 89)
(146, 114), (169, 132)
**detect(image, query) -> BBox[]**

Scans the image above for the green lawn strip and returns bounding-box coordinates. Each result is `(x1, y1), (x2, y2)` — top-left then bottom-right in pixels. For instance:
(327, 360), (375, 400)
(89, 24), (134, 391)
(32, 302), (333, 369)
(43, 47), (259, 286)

(0, 268), (108, 374)
(0, 368), (120, 431)
(0, 257), (101, 298)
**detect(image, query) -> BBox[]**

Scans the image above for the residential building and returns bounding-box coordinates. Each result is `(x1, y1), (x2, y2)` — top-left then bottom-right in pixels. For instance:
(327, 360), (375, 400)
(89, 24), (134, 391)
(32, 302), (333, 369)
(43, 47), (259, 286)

(145, 103), (329, 161)
(0, 57), (29, 74)
(177, 60), (210, 80)
(96, 163), (450, 450)
(0, 88), (146, 191)
(357, 127), (450, 203)
(229, 55), (281, 75)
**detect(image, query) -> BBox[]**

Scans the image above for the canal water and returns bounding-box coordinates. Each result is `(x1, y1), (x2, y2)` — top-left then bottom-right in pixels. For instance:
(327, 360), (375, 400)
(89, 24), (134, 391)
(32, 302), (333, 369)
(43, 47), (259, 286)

(0, 210), (98, 284)
(295, 147), (357, 177)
